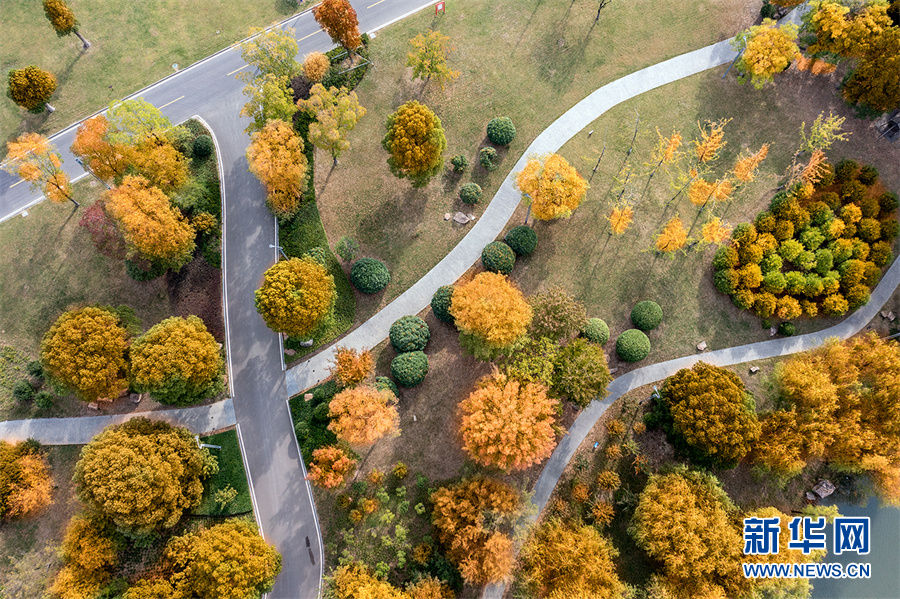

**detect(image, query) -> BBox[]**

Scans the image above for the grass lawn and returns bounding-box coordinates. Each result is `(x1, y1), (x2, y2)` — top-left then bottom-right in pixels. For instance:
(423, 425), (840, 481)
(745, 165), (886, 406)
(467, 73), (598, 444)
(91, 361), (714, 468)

(314, 0), (758, 324)
(509, 64), (900, 373)
(0, 445), (82, 598)
(192, 429), (253, 516)
(0, 0), (314, 150)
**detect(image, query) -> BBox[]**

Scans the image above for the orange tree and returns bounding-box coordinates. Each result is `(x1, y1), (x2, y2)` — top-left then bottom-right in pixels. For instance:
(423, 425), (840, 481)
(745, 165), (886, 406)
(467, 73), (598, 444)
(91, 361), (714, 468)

(327, 385), (400, 447)
(650, 361), (760, 467)
(6, 66), (56, 111)
(431, 477), (520, 584)
(129, 316), (224, 406)
(458, 373), (559, 472)
(755, 333), (900, 503)
(254, 256), (335, 339)
(449, 272), (532, 360)
(630, 468), (747, 598)
(43, 0), (91, 48)
(40, 306), (129, 402)
(104, 175), (196, 270)
(313, 0), (362, 53)
(382, 100), (447, 187)
(70, 115), (132, 181)
(306, 445), (356, 489)
(515, 153), (588, 221)
(73, 418), (216, 536)
(329, 346), (374, 387)
(4, 132), (75, 206)
(519, 518), (626, 599)
(128, 135), (189, 194)
(732, 19), (799, 88)
(0, 441), (53, 518)
(246, 119), (309, 219)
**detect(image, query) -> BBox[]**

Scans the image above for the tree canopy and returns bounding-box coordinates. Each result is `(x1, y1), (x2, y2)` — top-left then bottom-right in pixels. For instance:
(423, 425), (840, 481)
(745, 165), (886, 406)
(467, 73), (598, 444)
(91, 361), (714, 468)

(4, 132), (75, 206)
(41, 306), (129, 402)
(382, 100), (447, 187)
(238, 27), (300, 81)
(246, 120), (309, 219)
(328, 385), (400, 446)
(733, 19), (799, 88)
(458, 373), (559, 471)
(7, 66), (56, 111)
(449, 272), (532, 351)
(73, 418), (215, 536)
(254, 256), (335, 338)
(106, 98), (173, 145)
(406, 30), (460, 89)
(527, 286), (587, 342)
(42, 0), (90, 48)
(70, 115), (132, 180)
(551, 338), (611, 408)
(515, 154), (588, 221)
(297, 84), (367, 165)
(240, 74), (298, 134)
(129, 316), (224, 406)
(313, 0), (362, 52)
(0, 441), (53, 518)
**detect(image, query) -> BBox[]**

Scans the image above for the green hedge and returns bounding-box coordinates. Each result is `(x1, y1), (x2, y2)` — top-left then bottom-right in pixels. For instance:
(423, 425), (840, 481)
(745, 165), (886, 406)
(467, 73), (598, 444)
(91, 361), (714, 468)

(481, 241), (516, 275)
(389, 315), (431, 353)
(350, 258), (390, 294)
(631, 301), (663, 331)
(391, 351), (429, 387)
(581, 318), (610, 345)
(616, 329), (651, 363)
(504, 225), (537, 256)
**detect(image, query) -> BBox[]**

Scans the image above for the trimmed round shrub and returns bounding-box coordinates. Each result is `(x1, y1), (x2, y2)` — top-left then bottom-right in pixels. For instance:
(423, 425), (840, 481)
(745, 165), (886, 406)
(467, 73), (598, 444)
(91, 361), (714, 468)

(26, 360), (44, 379)
(754, 292), (778, 318)
(778, 322), (795, 337)
(431, 285), (455, 324)
(479, 147), (498, 171)
(459, 182), (483, 205)
(821, 192), (841, 211)
(391, 351), (428, 387)
(712, 246), (739, 271)
(389, 315), (430, 353)
(481, 241), (516, 275)
(505, 225), (537, 256)
(823, 293), (849, 316)
(859, 196), (881, 219)
(34, 390), (54, 410)
(630, 301), (662, 331)
(732, 289), (755, 310)
(304, 246), (331, 267)
(350, 258), (390, 294)
(615, 329), (651, 363)
(880, 218), (899, 240)
(841, 180), (866, 204)
(374, 376), (399, 397)
(450, 154), (469, 173)
(581, 318), (610, 345)
(714, 269), (739, 295)
(755, 212), (776, 233)
(761, 1), (778, 19)
(858, 218), (881, 243)
(760, 253), (783, 275)
(192, 135), (214, 160)
(762, 271), (786, 294)
(858, 164), (879, 186)
(12, 380), (34, 402)
(486, 117), (516, 146)
(870, 241), (893, 267)
(313, 401), (331, 422)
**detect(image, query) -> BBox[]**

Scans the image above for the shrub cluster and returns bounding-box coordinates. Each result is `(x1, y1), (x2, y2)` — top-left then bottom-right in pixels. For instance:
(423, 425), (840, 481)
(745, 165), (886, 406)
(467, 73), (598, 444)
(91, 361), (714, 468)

(616, 329), (651, 363)
(459, 182), (482, 205)
(391, 351), (429, 387)
(191, 135), (214, 160)
(450, 154), (469, 173)
(713, 160), (897, 320)
(504, 225), (537, 256)
(350, 258), (390, 294)
(486, 117), (516, 146)
(581, 318), (610, 345)
(479, 147), (498, 171)
(389, 315), (431, 353)
(481, 241), (516, 275)
(631, 301), (663, 331)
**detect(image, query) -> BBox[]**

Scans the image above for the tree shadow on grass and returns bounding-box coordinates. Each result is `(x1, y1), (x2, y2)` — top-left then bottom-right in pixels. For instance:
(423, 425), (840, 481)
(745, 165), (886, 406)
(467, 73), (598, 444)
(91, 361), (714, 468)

(532, 20), (594, 95)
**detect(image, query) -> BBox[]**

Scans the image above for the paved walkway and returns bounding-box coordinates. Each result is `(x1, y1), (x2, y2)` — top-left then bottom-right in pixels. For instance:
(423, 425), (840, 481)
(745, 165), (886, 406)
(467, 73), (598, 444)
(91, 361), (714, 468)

(0, 399), (236, 444)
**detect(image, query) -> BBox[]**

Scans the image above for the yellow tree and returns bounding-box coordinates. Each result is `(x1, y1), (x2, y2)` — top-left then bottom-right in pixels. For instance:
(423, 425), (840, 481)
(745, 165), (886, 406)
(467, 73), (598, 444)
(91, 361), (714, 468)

(449, 271), (532, 355)
(240, 74), (298, 134)
(329, 346), (374, 387)
(104, 175), (196, 269)
(733, 144), (769, 183)
(701, 217), (732, 245)
(431, 478), (520, 584)
(607, 203), (634, 235)
(70, 115), (132, 180)
(693, 119), (729, 163)
(406, 30), (460, 90)
(303, 52), (330, 83)
(297, 84), (367, 166)
(382, 100), (447, 187)
(313, 0), (362, 53)
(328, 386), (400, 446)
(515, 154), (589, 221)
(4, 133), (76, 206)
(519, 519), (626, 599)
(43, 0), (91, 49)
(238, 27), (300, 81)
(73, 418), (214, 536)
(50, 516), (117, 599)
(40, 306), (129, 402)
(798, 111), (849, 155)
(331, 564), (406, 599)
(306, 445), (357, 489)
(246, 120), (309, 219)
(129, 316), (224, 406)
(733, 19), (800, 88)
(129, 135), (189, 194)
(655, 216), (688, 253)
(458, 373), (559, 472)
(6, 66), (56, 111)
(254, 257), (335, 338)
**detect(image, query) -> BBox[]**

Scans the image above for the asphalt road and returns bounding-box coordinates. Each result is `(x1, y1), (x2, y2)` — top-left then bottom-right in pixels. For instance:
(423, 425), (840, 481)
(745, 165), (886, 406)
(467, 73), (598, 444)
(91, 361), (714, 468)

(0, 2), (435, 598)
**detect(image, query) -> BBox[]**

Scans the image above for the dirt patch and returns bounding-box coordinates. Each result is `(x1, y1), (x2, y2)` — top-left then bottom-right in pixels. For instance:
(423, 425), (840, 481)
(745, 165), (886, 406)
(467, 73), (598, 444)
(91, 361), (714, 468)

(166, 256), (225, 343)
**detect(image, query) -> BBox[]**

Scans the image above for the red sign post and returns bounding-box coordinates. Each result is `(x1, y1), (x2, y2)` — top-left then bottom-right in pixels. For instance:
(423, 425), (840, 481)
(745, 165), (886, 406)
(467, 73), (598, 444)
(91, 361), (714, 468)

(435, 2), (445, 15)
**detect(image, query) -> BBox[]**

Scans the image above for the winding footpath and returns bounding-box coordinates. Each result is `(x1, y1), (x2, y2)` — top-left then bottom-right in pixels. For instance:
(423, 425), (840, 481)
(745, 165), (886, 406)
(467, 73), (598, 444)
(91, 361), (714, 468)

(3, 5), (895, 599)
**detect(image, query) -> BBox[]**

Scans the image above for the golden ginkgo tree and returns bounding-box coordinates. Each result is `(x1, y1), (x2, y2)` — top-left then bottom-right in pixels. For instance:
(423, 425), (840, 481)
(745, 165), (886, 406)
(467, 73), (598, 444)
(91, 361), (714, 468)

(4, 133), (76, 206)
(515, 153), (589, 222)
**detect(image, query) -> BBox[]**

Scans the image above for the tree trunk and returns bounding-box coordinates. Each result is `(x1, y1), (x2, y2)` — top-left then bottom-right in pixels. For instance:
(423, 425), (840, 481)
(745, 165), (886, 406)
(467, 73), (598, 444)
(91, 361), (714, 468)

(69, 197), (80, 208)
(45, 103), (55, 113)
(74, 29), (91, 49)
(332, 154), (338, 167)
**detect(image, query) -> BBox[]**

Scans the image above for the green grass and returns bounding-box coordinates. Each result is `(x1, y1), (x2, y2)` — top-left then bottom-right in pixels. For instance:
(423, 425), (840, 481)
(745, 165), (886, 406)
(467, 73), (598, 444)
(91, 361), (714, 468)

(1, 0), (315, 151)
(314, 0), (757, 324)
(193, 430), (253, 516)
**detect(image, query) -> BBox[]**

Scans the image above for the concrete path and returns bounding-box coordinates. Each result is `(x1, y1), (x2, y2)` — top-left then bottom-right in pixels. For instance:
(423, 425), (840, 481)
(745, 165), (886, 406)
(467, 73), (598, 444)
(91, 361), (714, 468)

(0, 399), (236, 445)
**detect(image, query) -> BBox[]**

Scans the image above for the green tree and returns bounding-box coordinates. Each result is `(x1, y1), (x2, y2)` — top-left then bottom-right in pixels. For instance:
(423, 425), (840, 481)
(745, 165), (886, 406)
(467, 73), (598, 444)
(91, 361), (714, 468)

(41, 307), (129, 402)
(406, 30), (460, 90)
(43, 0), (90, 49)
(551, 338), (611, 408)
(7, 66), (56, 111)
(129, 316), (224, 406)
(297, 84), (367, 166)
(106, 98), (173, 145)
(73, 418), (216, 536)
(382, 100), (447, 187)
(254, 257), (335, 338)
(239, 27), (300, 81)
(659, 361), (760, 466)
(240, 74), (298, 134)
(528, 286), (588, 342)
